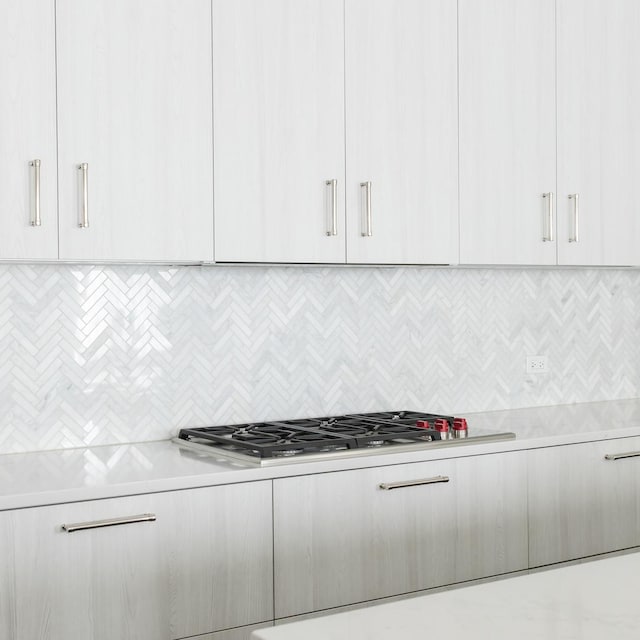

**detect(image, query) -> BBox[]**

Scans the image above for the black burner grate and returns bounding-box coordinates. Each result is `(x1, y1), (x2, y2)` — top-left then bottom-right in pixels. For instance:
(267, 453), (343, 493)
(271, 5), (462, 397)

(178, 411), (454, 459)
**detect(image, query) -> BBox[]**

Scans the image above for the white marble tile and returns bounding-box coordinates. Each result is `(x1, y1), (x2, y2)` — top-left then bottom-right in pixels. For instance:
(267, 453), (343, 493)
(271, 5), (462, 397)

(0, 264), (639, 453)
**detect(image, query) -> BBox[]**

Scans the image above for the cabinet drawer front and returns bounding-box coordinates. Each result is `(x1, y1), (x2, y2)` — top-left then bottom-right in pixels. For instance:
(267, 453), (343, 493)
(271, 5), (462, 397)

(274, 451), (528, 617)
(528, 437), (640, 567)
(1, 481), (273, 640)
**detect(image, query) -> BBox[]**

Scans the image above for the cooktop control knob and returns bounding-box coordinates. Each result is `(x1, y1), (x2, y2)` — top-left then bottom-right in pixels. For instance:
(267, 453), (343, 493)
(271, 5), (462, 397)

(434, 418), (450, 440)
(452, 417), (469, 439)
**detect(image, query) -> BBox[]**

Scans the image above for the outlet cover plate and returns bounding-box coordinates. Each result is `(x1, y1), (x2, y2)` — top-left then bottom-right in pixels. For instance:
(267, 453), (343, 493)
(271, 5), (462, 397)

(526, 355), (549, 374)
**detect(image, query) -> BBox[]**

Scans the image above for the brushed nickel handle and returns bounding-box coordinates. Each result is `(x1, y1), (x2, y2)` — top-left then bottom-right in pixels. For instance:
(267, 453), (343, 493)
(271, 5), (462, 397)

(604, 451), (640, 461)
(379, 475), (450, 491)
(542, 192), (554, 241)
(360, 181), (372, 237)
(568, 194), (579, 242)
(62, 513), (156, 533)
(326, 179), (338, 236)
(29, 159), (42, 226)
(78, 162), (89, 228)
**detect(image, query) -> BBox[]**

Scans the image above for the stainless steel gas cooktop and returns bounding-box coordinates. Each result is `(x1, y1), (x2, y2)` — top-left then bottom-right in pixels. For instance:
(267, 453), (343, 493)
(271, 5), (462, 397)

(174, 411), (516, 467)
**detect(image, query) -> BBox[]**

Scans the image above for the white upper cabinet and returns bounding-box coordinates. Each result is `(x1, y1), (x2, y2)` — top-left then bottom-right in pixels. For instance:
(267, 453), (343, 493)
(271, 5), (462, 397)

(459, 0), (557, 265)
(213, 0), (458, 265)
(213, 0), (346, 263)
(557, 0), (640, 266)
(56, 0), (214, 262)
(345, 0), (458, 265)
(0, 0), (57, 260)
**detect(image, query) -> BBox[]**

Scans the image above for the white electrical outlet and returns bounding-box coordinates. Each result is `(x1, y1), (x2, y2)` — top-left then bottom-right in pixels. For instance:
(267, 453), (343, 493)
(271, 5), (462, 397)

(526, 355), (549, 374)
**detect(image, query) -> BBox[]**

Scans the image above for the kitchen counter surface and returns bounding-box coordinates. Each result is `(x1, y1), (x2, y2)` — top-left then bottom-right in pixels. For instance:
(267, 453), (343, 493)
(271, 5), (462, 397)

(3, 397), (640, 510)
(251, 552), (640, 640)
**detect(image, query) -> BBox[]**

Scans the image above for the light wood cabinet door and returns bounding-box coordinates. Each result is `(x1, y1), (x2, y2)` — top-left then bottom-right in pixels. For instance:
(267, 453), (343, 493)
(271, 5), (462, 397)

(0, 0), (57, 260)
(528, 438), (640, 567)
(459, 0), (557, 265)
(56, 0), (214, 262)
(557, 0), (640, 266)
(213, 0), (345, 263)
(345, 0), (458, 265)
(273, 451), (528, 618)
(0, 482), (273, 640)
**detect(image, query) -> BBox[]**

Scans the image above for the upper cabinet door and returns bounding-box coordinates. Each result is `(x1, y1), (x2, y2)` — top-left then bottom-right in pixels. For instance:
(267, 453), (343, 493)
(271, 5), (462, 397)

(213, 0), (345, 263)
(557, 0), (640, 266)
(459, 0), (557, 265)
(0, 0), (57, 260)
(345, 0), (458, 265)
(56, 0), (214, 262)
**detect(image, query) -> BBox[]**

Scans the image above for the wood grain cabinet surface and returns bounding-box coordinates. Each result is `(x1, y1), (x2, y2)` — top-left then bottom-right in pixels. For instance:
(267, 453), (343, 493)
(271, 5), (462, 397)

(273, 450), (529, 618)
(557, 0), (640, 266)
(460, 0), (640, 267)
(528, 437), (640, 567)
(212, 0), (346, 264)
(459, 0), (557, 265)
(0, 481), (273, 640)
(56, 0), (214, 262)
(213, 0), (458, 265)
(344, 0), (458, 265)
(0, 0), (58, 260)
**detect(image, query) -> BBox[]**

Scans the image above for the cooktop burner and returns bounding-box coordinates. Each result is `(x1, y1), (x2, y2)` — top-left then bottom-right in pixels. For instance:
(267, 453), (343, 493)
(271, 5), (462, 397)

(175, 410), (515, 466)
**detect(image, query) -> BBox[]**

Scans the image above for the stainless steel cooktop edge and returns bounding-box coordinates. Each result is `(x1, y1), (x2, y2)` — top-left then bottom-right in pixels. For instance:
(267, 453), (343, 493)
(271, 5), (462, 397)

(173, 431), (516, 467)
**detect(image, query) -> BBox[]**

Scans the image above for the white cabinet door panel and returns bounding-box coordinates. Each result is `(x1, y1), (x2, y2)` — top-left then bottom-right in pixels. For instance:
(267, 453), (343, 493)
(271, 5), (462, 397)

(557, 0), (640, 265)
(345, 0), (458, 265)
(459, 0), (557, 265)
(56, 0), (214, 262)
(0, 0), (57, 260)
(213, 0), (345, 263)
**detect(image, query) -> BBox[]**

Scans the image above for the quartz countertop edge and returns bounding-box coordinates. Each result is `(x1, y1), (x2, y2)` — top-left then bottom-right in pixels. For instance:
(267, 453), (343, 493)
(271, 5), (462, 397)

(2, 397), (640, 511)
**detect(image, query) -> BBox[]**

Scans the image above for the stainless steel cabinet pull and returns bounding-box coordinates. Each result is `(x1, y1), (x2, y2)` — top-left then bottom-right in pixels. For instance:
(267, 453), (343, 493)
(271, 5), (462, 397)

(568, 194), (579, 242)
(360, 181), (372, 237)
(62, 513), (156, 533)
(78, 163), (89, 228)
(326, 179), (338, 236)
(604, 451), (640, 461)
(379, 475), (450, 491)
(542, 192), (554, 241)
(29, 159), (42, 226)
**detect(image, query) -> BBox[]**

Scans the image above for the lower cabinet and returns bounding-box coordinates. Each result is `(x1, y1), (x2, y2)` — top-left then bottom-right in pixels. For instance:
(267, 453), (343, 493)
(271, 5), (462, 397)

(273, 451), (529, 618)
(0, 481), (273, 640)
(528, 437), (640, 567)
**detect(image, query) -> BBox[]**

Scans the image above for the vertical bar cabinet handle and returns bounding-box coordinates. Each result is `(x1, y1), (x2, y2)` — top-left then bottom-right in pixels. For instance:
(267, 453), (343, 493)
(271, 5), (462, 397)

(360, 181), (372, 237)
(30, 159), (42, 226)
(79, 163), (89, 228)
(326, 179), (338, 236)
(543, 192), (554, 242)
(568, 194), (579, 242)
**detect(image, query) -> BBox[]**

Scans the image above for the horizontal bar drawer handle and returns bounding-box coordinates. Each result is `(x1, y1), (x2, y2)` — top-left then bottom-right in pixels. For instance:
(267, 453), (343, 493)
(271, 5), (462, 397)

(604, 451), (640, 461)
(379, 475), (450, 491)
(61, 513), (156, 533)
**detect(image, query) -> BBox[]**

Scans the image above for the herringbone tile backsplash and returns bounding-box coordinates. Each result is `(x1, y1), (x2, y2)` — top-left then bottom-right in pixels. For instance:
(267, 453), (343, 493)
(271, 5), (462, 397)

(0, 264), (638, 453)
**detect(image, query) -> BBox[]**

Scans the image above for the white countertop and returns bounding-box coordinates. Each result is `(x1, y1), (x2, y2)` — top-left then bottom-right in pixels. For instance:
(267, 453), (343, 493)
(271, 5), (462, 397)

(3, 397), (640, 510)
(252, 552), (640, 640)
